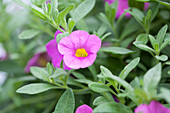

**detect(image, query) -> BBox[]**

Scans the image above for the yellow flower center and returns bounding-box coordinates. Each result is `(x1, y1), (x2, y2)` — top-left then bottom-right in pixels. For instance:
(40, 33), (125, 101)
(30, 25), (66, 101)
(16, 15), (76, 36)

(75, 48), (88, 57)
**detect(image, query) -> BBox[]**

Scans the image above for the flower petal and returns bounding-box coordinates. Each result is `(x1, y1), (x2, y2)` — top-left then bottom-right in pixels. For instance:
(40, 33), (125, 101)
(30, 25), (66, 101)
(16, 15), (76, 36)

(134, 104), (150, 113)
(46, 39), (71, 70)
(135, 101), (170, 113)
(63, 53), (96, 69)
(84, 34), (101, 54)
(79, 53), (97, 68)
(116, 0), (131, 18)
(63, 54), (80, 69)
(58, 36), (76, 55)
(144, 2), (149, 10)
(46, 39), (63, 59)
(148, 101), (170, 113)
(69, 30), (90, 49)
(75, 104), (93, 113)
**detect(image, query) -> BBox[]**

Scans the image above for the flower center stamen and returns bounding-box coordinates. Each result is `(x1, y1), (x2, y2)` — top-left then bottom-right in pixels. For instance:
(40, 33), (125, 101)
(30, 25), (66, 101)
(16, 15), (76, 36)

(75, 48), (88, 57)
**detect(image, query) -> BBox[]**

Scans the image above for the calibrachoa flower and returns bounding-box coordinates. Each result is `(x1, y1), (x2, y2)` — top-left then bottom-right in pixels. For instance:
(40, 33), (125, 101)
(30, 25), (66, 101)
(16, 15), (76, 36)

(58, 30), (101, 69)
(25, 52), (50, 73)
(75, 104), (93, 113)
(135, 100), (170, 113)
(104, 0), (149, 18)
(46, 30), (70, 70)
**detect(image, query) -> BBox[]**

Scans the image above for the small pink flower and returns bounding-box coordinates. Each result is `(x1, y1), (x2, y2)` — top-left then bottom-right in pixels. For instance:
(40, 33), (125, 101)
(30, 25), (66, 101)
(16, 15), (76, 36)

(104, 0), (149, 18)
(25, 52), (50, 73)
(46, 0), (51, 4)
(75, 104), (93, 113)
(46, 30), (70, 70)
(144, 2), (149, 10)
(135, 101), (170, 113)
(58, 30), (101, 69)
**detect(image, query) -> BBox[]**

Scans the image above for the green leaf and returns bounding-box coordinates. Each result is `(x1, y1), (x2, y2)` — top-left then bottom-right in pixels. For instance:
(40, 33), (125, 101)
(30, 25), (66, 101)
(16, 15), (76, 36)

(32, 8), (46, 20)
(54, 89), (75, 113)
(120, 19), (141, 40)
(68, 18), (75, 33)
(71, 72), (86, 79)
(100, 66), (134, 92)
(133, 42), (155, 53)
(93, 96), (109, 106)
(129, 0), (144, 10)
(57, 4), (74, 25)
(75, 19), (89, 32)
(93, 102), (133, 113)
(97, 24), (107, 37)
(155, 55), (168, 61)
(16, 83), (58, 94)
(75, 79), (93, 84)
(135, 34), (148, 44)
(18, 30), (40, 39)
(89, 82), (113, 93)
(71, 0), (96, 22)
(50, 68), (68, 79)
(160, 87), (170, 104)
(56, 32), (69, 44)
(125, 8), (144, 24)
(30, 67), (49, 81)
(134, 89), (149, 101)
(100, 32), (111, 41)
(88, 64), (97, 81)
(160, 38), (170, 51)
(119, 57), (140, 80)
(143, 63), (161, 93)
(164, 61), (170, 66)
(150, 2), (159, 21)
(47, 62), (54, 75)
(47, 3), (52, 14)
(157, 25), (168, 46)
(100, 47), (134, 55)
(98, 13), (112, 29)
(61, 18), (67, 30)
(144, 10), (152, 31)
(0, 60), (24, 73)
(159, 1), (170, 7)
(149, 35), (158, 50)
(51, 0), (58, 13)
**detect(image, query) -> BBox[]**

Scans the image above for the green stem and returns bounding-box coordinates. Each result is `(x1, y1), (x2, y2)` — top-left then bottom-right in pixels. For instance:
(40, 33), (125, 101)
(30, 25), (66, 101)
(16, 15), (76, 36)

(112, 25), (119, 39)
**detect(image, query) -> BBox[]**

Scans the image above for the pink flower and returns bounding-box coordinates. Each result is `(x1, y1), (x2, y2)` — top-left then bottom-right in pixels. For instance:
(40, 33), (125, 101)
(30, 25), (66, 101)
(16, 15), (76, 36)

(58, 30), (101, 69)
(75, 104), (93, 113)
(25, 52), (50, 73)
(46, 0), (51, 4)
(135, 101), (170, 113)
(104, 0), (149, 18)
(46, 30), (70, 70)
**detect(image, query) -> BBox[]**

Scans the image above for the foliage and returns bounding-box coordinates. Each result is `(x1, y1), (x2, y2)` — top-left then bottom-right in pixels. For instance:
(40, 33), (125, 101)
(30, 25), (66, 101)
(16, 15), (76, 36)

(0, 0), (170, 113)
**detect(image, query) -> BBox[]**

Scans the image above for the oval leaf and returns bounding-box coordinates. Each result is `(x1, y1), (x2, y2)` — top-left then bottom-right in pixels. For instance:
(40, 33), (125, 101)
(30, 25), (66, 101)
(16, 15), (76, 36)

(53, 89), (75, 113)
(16, 83), (58, 94)
(71, 0), (96, 22)
(93, 102), (133, 113)
(119, 57), (140, 80)
(18, 30), (40, 39)
(100, 47), (134, 55)
(89, 82), (112, 93)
